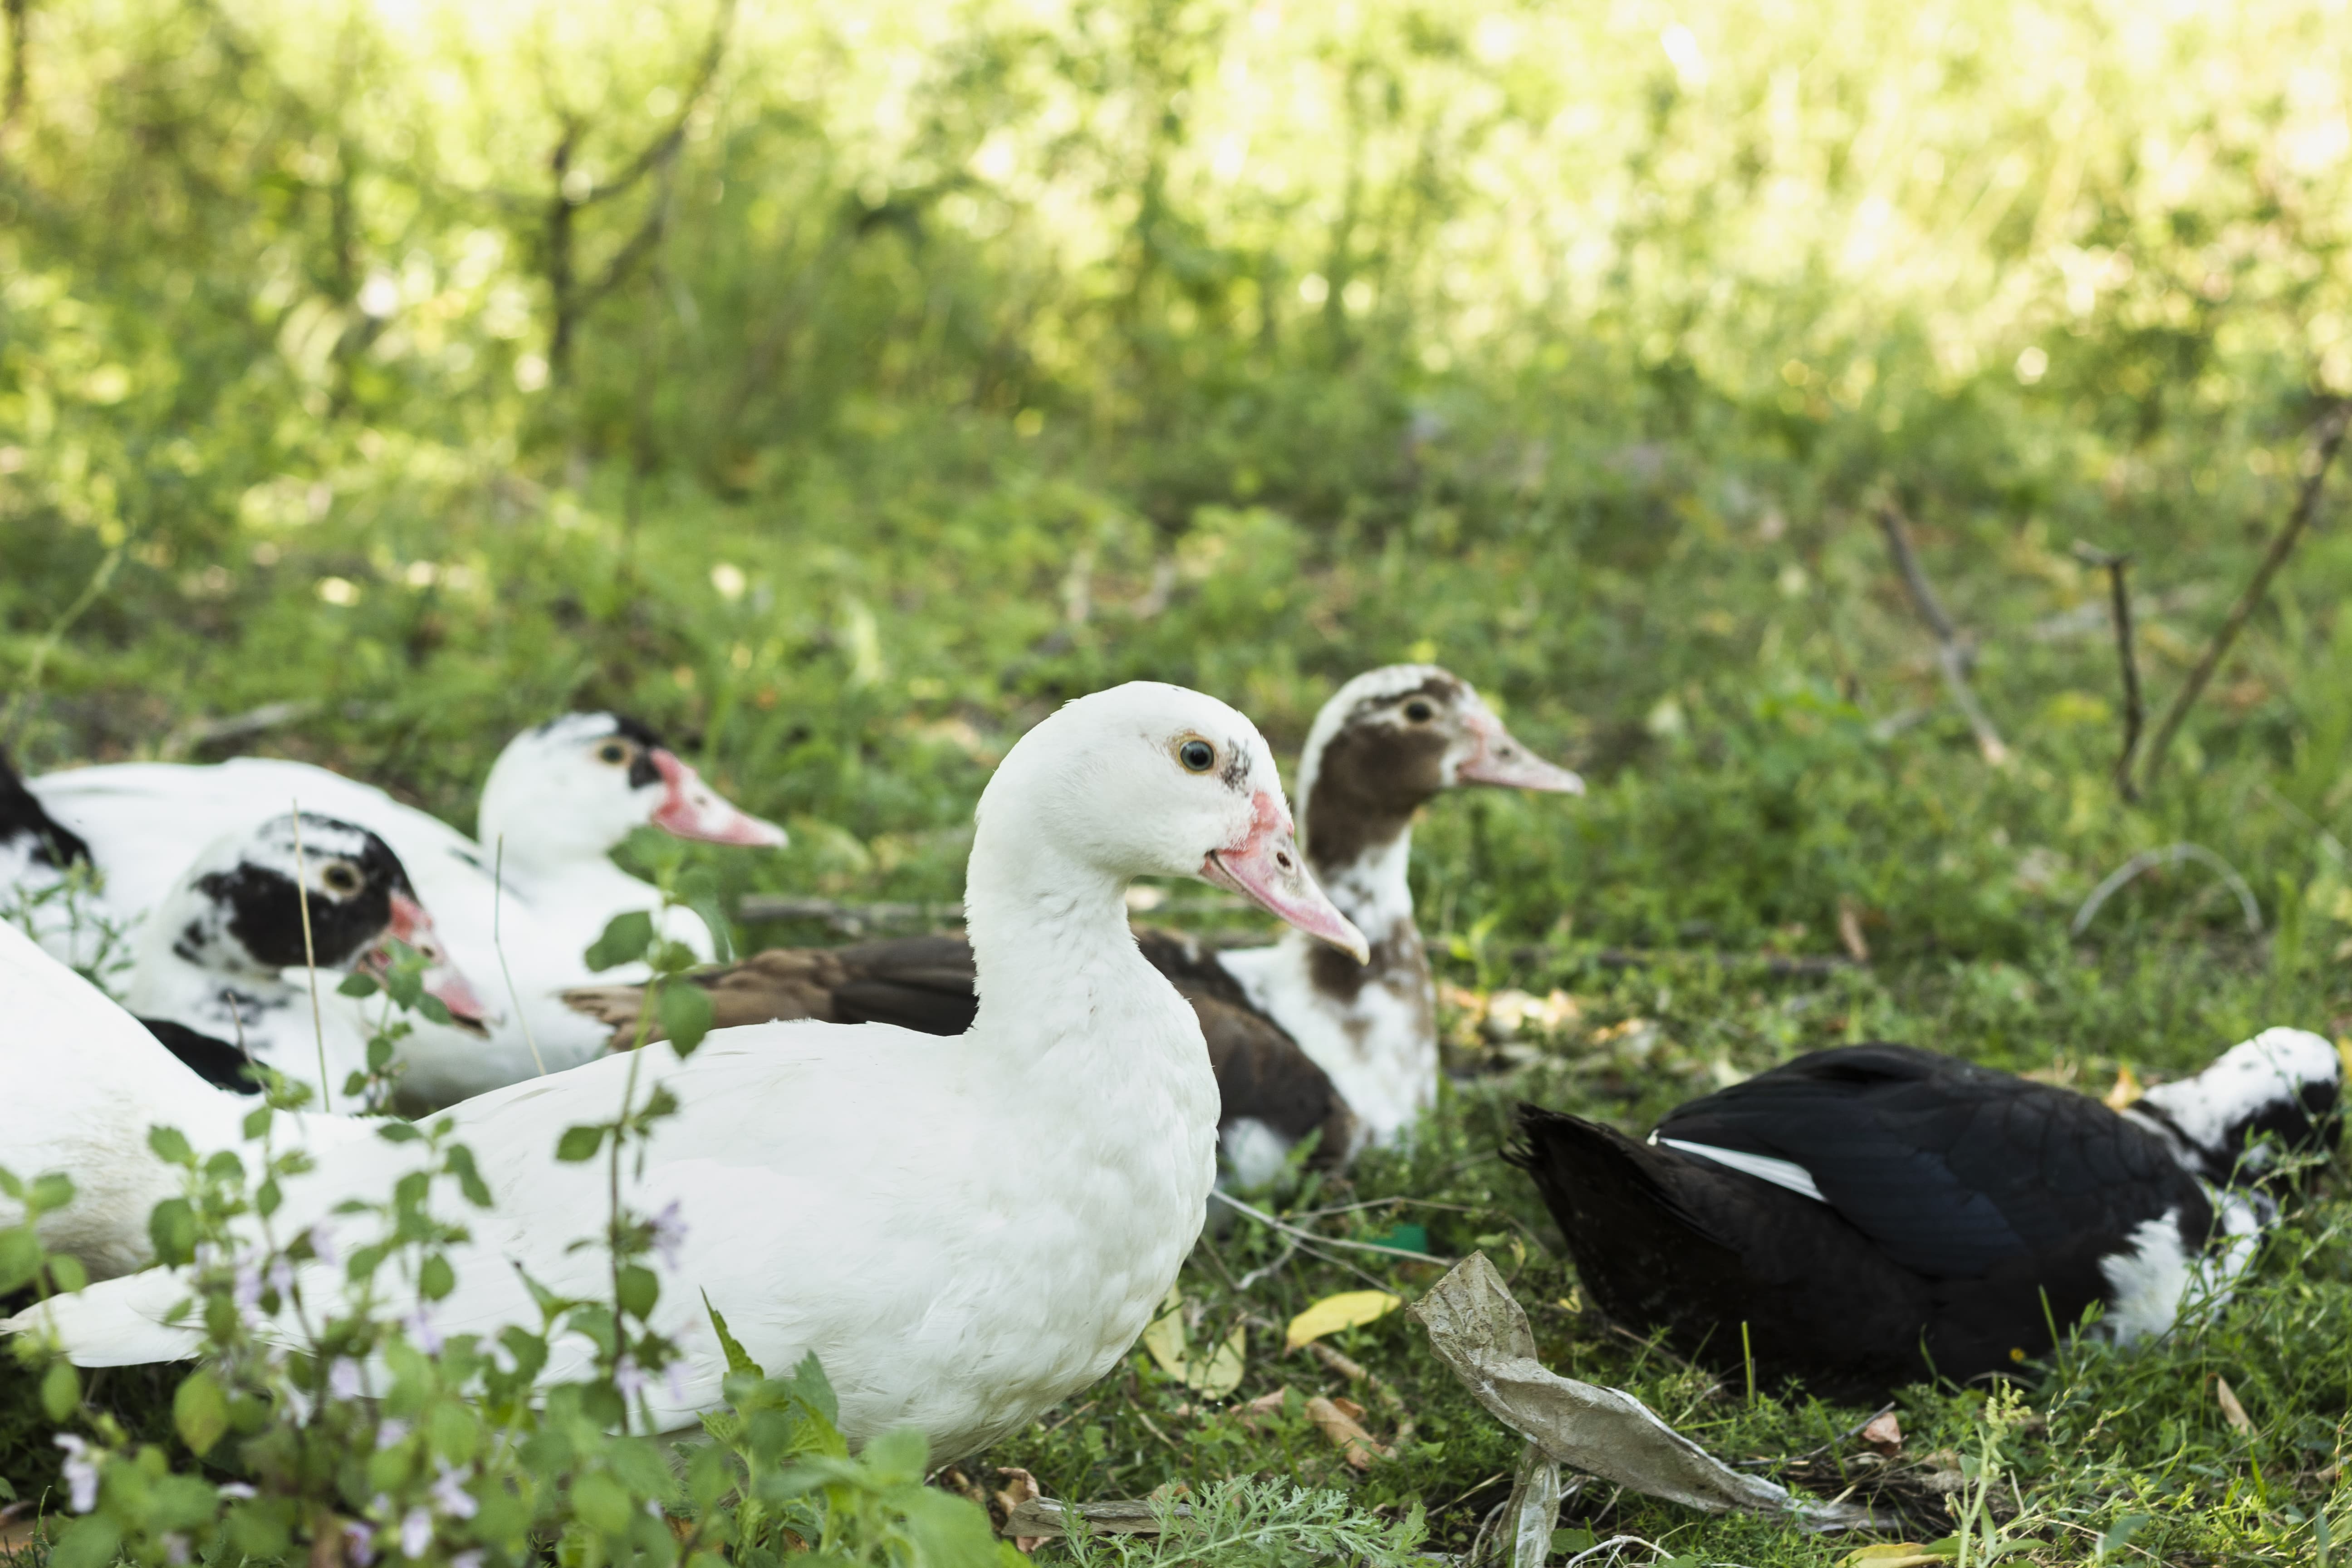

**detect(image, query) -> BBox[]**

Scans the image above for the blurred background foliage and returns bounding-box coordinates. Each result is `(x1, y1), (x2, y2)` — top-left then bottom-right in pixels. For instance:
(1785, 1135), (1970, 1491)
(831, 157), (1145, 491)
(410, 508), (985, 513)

(6, 0), (2352, 1021)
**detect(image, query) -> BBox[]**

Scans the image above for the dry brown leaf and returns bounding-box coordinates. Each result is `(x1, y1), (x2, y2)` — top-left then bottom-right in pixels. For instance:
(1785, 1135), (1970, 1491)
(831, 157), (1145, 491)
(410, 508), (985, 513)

(1859, 1409), (1903, 1455)
(1304, 1394), (1392, 1469)
(2103, 1064), (2144, 1110)
(992, 1466), (1046, 1551)
(2215, 1375), (2254, 1434)
(1837, 900), (1871, 963)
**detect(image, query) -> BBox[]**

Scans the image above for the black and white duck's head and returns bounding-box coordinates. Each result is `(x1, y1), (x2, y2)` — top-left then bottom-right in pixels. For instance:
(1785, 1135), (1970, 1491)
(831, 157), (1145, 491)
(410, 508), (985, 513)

(156, 813), (489, 1027)
(2132, 1027), (2343, 1186)
(475, 713), (787, 870)
(1292, 665), (1583, 872)
(974, 682), (1368, 961)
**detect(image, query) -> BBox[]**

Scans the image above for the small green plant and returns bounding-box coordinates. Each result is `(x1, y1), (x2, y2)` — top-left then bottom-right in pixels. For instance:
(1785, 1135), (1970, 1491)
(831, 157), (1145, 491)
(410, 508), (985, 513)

(0, 862), (134, 1001)
(1055, 1480), (1426, 1568)
(333, 939), (464, 1115)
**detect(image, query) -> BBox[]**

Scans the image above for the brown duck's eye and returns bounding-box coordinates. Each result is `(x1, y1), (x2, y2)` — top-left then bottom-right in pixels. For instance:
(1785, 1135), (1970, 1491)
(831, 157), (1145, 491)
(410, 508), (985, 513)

(1177, 738), (1216, 773)
(319, 862), (363, 896)
(1403, 700), (1436, 723)
(597, 740), (632, 765)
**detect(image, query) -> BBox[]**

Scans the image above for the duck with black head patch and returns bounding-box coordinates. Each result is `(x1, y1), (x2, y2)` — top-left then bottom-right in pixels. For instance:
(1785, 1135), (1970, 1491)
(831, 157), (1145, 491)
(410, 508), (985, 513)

(1509, 1030), (2343, 1402)
(126, 813), (489, 1106)
(563, 664), (1584, 1185)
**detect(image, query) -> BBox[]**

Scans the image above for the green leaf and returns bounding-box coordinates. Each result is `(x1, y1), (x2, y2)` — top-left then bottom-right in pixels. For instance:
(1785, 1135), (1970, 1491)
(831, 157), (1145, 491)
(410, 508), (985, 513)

(586, 910), (657, 972)
(50, 1253), (87, 1293)
(28, 1172), (74, 1214)
(147, 1125), (195, 1167)
(556, 1124), (608, 1162)
(0, 1230), (42, 1295)
(337, 971), (380, 998)
(660, 980), (714, 1057)
(445, 1143), (494, 1208)
(174, 1367), (230, 1455)
(417, 993), (453, 1026)
(49, 1516), (122, 1568)
(705, 1295), (764, 1379)
(148, 1197), (198, 1265)
(40, 1359), (80, 1422)
(420, 1253), (456, 1300)
(571, 1469), (633, 1534)
(617, 1263), (660, 1321)
(241, 1105), (274, 1142)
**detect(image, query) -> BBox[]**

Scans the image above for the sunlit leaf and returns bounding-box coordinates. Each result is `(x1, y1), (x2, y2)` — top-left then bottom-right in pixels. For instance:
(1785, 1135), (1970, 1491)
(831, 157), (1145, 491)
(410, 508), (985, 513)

(1285, 1289), (1402, 1350)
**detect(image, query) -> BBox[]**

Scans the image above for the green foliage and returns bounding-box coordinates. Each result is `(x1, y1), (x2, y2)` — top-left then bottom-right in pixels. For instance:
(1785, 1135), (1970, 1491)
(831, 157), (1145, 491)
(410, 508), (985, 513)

(1057, 1481), (1426, 1568)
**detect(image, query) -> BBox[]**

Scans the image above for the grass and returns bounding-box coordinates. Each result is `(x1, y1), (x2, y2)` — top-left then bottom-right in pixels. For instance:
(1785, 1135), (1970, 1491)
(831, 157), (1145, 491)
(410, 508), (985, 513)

(9, 509), (2352, 1563)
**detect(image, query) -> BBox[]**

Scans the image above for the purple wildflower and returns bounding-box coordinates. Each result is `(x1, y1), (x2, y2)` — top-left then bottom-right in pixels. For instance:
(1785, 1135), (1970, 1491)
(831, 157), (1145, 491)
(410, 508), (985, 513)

(233, 1265), (264, 1313)
(400, 1506), (432, 1559)
(329, 1357), (365, 1401)
(430, 1463), (478, 1522)
(451, 1553), (484, 1568)
(163, 1533), (191, 1565)
(54, 1435), (98, 1512)
(376, 1417), (410, 1449)
(649, 1200), (689, 1271)
(268, 1255), (295, 1297)
(307, 1220), (340, 1265)
(402, 1303), (443, 1354)
(612, 1355), (647, 1400)
(343, 1520), (377, 1568)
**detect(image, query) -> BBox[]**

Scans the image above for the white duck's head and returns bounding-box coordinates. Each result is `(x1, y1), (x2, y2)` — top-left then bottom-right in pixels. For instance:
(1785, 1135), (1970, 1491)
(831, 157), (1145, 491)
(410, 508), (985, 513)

(140, 813), (489, 1027)
(975, 682), (1367, 961)
(474, 713), (787, 872)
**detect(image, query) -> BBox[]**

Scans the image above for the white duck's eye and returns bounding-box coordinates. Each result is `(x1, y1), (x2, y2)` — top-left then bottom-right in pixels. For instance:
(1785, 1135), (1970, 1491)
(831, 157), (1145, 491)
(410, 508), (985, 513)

(1403, 700), (1436, 723)
(318, 861), (363, 896)
(596, 740), (632, 766)
(1177, 738), (1216, 774)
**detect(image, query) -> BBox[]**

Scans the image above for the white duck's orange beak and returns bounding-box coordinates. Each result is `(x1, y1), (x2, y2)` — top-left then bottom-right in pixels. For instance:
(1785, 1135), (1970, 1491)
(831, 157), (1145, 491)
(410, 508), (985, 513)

(1200, 792), (1369, 963)
(1454, 710), (1584, 794)
(647, 750), (789, 848)
(363, 892), (492, 1031)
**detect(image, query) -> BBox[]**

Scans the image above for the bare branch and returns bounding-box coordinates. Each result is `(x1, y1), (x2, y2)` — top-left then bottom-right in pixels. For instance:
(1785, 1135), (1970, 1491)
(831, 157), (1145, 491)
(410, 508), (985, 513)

(1874, 503), (2010, 765)
(2071, 542), (2143, 799)
(2140, 400), (2351, 789)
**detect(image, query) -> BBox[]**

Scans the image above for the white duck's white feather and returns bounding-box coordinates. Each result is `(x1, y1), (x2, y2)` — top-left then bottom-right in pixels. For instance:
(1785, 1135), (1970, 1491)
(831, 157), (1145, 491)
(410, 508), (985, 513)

(0, 923), (371, 1280)
(12, 683), (1301, 1456)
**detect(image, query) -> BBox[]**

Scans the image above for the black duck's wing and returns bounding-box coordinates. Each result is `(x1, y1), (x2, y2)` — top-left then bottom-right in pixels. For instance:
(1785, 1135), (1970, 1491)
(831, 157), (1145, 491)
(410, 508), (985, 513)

(1660, 1044), (2201, 1279)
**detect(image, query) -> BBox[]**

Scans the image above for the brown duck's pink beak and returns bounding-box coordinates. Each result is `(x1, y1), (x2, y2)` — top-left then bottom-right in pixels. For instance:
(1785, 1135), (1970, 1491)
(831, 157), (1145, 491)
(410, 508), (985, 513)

(648, 750), (789, 848)
(1200, 792), (1369, 964)
(364, 892), (492, 1031)
(1455, 710), (1585, 794)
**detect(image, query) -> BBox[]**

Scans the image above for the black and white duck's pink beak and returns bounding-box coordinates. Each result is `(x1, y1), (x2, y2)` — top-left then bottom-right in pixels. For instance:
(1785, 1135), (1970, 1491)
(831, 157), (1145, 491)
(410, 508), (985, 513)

(1454, 709), (1584, 795)
(362, 892), (492, 1032)
(1200, 792), (1369, 963)
(648, 750), (789, 848)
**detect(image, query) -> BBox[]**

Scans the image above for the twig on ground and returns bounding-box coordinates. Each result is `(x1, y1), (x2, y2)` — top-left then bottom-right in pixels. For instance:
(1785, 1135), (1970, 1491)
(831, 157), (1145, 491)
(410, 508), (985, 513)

(1209, 1191), (1456, 1265)
(2070, 542), (2144, 799)
(2070, 843), (2264, 937)
(157, 699), (318, 760)
(2141, 400), (2352, 789)
(1875, 502), (2010, 765)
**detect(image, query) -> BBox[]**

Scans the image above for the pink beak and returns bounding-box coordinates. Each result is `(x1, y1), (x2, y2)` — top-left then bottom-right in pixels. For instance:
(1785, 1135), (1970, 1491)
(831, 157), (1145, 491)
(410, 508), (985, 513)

(648, 750), (789, 848)
(1200, 792), (1370, 963)
(363, 892), (492, 1030)
(1454, 710), (1585, 794)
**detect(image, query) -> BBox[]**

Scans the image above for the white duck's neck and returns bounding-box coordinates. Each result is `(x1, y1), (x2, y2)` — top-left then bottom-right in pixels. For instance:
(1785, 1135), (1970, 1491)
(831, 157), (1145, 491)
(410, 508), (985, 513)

(964, 830), (1200, 1070)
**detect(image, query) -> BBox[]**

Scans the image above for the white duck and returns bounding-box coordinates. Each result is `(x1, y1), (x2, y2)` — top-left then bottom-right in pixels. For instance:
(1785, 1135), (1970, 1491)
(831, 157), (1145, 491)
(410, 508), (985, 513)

(12, 683), (1367, 1458)
(126, 813), (488, 1107)
(23, 714), (785, 1107)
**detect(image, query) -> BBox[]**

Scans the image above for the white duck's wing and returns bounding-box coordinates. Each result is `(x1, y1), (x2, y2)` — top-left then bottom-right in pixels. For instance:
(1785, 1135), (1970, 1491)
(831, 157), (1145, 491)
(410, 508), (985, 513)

(0, 924), (365, 1278)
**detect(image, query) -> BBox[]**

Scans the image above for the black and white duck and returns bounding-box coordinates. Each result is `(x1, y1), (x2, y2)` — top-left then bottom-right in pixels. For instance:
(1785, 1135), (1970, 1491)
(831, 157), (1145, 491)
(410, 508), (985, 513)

(1509, 1032), (2342, 1401)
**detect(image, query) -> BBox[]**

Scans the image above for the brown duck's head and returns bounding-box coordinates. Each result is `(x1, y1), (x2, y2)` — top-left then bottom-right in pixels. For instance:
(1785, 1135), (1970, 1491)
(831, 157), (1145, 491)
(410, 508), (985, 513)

(1294, 665), (1582, 872)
